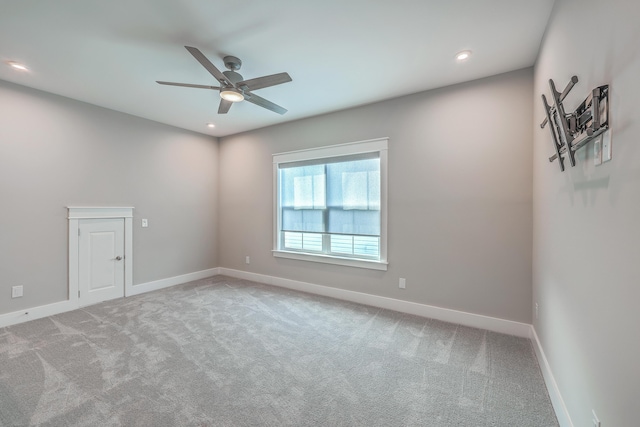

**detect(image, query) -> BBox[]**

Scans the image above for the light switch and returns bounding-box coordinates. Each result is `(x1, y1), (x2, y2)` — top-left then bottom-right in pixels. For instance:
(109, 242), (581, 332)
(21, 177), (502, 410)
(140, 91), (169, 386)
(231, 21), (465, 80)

(142, 218), (149, 228)
(12, 285), (23, 298)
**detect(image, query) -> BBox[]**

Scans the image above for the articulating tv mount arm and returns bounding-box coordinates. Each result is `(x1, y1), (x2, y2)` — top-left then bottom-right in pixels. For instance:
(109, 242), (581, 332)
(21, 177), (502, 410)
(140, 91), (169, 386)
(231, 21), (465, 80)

(541, 76), (609, 171)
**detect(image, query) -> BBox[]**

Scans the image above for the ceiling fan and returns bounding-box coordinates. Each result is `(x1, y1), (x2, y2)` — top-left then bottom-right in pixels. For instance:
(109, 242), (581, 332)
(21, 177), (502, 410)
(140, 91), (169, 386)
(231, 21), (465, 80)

(157, 46), (292, 115)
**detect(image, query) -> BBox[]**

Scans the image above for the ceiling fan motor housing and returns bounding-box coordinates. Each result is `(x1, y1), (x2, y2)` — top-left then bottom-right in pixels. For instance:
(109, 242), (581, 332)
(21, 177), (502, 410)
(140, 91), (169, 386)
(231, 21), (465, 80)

(223, 70), (243, 86)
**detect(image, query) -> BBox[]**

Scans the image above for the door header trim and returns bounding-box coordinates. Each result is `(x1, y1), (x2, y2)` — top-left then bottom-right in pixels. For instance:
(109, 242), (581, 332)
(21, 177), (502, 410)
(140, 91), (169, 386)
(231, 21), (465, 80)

(68, 207), (134, 219)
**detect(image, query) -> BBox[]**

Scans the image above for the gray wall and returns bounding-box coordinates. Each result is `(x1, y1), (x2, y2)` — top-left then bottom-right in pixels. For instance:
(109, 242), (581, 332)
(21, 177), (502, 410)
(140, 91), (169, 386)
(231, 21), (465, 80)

(0, 80), (219, 315)
(533, 0), (640, 426)
(219, 68), (534, 323)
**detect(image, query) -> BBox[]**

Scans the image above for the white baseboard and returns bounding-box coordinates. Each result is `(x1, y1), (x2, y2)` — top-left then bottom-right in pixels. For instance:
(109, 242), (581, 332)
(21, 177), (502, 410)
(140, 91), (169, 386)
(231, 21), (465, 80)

(220, 268), (573, 423)
(530, 326), (574, 427)
(1, 265), (570, 427)
(127, 267), (220, 296)
(0, 267), (220, 329)
(218, 268), (531, 338)
(0, 300), (76, 329)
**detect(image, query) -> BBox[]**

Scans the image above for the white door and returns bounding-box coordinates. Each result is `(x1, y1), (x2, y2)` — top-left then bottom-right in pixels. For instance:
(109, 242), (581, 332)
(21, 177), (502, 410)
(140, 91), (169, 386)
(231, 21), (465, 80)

(78, 218), (125, 307)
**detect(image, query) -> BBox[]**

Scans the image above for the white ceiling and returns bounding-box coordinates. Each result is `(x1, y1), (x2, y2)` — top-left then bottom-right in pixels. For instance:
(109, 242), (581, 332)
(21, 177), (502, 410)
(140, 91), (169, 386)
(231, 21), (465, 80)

(0, 0), (555, 137)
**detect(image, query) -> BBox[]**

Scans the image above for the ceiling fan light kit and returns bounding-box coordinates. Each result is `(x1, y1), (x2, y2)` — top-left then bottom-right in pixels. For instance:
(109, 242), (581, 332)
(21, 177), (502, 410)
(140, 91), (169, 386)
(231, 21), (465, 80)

(220, 88), (244, 102)
(157, 46), (292, 115)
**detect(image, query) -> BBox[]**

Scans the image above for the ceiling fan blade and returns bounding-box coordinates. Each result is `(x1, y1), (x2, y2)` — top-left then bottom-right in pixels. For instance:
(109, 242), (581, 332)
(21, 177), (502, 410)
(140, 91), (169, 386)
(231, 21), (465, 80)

(156, 81), (220, 90)
(244, 92), (287, 115)
(218, 99), (233, 114)
(238, 72), (292, 91)
(184, 46), (232, 86)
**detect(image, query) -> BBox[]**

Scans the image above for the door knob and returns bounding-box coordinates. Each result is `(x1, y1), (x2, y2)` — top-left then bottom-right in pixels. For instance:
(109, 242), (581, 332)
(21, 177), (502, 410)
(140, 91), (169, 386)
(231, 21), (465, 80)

(114, 256), (123, 261)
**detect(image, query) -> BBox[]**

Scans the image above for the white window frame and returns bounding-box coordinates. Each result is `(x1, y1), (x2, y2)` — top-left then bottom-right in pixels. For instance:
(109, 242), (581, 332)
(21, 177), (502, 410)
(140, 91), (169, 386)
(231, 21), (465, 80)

(273, 137), (388, 271)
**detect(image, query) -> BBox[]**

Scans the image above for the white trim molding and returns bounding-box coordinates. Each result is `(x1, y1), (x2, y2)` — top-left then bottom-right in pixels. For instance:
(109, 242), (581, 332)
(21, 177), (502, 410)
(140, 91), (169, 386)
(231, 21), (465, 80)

(530, 326), (574, 427)
(273, 137), (389, 163)
(67, 206), (134, 300)
(0, 267), (220, 329)
(218, 267), (531, 338)
(273, 250), (388, 271)
(0, 262), (570, 427)
(0, 300), (76, 329)
(127, 268), (220, 296)
(272, 137), (389, 270)
(68, 206), (134, 219)
(218, 268), (570, 423)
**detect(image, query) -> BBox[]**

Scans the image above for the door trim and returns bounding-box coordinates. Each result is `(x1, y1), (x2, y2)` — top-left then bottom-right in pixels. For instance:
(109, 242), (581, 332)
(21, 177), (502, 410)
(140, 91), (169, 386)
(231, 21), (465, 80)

(68, 207), (134, 302)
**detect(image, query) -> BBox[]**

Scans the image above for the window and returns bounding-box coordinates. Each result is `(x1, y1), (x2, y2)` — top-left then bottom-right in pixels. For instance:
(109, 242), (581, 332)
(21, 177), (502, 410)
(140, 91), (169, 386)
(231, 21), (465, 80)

(273, 138), (388, 270)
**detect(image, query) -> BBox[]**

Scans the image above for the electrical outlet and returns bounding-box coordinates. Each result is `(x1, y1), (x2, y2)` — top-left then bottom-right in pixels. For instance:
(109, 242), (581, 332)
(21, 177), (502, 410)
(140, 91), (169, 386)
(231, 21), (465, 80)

(141, 218), (149, 228)
(245, 256), (250, 265)
(535, 303), (539, 319)
(12, 285), (23, 298)
(593, 136), (602, 165)
(592, 409), (600, 427)
(601, 131), (612, 163)
(399, 278), (406, 289)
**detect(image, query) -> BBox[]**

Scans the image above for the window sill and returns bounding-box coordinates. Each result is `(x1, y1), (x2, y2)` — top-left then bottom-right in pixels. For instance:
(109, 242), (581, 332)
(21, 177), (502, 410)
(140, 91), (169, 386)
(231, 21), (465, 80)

(272, 250), (388, 271)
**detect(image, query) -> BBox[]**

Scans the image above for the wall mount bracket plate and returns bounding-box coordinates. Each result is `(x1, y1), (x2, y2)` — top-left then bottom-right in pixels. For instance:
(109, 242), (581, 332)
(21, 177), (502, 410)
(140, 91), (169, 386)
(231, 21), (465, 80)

(540, 76), (609, 171)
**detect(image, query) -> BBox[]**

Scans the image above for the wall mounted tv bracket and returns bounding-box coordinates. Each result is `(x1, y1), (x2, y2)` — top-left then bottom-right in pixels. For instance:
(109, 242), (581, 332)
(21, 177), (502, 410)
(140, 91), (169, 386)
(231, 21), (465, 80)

(541, 76), (609, 171)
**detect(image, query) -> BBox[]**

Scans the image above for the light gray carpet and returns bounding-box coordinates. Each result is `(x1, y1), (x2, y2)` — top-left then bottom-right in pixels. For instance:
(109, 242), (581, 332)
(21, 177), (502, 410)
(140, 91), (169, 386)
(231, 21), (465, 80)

(0, 276), (558, 426)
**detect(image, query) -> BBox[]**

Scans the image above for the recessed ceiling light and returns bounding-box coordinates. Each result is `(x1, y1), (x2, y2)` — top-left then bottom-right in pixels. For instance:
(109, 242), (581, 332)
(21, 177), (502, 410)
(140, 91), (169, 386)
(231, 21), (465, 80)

(8, 61), (29, 71)
(455, 50), (472, 62)
(207, 123), (215, 128)
(7, 61), (29, 71)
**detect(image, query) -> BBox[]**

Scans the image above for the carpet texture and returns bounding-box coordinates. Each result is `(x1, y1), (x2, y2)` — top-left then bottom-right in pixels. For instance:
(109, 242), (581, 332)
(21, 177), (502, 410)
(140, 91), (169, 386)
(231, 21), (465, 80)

(0, 276), (558, 426)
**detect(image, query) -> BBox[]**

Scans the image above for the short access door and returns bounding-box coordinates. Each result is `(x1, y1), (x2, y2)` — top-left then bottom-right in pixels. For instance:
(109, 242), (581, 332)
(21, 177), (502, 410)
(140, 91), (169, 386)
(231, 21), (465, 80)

(78, 218), (125, 307)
